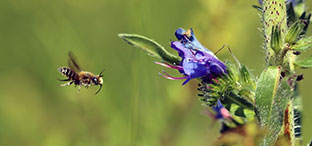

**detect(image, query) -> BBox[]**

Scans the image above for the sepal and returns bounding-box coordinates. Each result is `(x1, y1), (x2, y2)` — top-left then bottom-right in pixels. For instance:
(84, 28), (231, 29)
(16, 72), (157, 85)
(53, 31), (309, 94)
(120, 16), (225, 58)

(285, 21), (305, 44)
(271, 25), (283, 53)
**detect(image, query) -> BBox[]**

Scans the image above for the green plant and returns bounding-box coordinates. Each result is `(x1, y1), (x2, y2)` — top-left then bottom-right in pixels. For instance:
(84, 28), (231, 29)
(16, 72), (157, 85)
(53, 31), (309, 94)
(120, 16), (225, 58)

(119, 0), (312, 145)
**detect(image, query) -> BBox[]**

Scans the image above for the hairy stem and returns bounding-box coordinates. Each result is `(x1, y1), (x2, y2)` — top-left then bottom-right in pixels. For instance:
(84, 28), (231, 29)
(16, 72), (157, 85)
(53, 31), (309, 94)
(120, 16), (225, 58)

(262, 1), (297, 146)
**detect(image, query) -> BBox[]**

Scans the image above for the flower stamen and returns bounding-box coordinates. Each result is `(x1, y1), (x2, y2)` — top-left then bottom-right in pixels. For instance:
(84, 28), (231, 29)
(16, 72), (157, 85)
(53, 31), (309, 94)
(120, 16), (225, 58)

(158, 71), (188, 80)
(154, 62), (183, 70)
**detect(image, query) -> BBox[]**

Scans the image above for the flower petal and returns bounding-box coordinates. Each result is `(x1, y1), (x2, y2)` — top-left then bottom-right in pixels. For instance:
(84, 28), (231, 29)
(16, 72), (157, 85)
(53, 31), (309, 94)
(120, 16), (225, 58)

(175, 28), (215, 56)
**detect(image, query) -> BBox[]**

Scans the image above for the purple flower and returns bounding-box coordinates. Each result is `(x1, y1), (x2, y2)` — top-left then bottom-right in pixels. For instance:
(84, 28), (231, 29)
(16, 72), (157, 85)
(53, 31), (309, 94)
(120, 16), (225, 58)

(175, 28), (214, 54)
(202, 100), (232, 120)
(156, 28), (227, 85)
(213, 100), (231, 119)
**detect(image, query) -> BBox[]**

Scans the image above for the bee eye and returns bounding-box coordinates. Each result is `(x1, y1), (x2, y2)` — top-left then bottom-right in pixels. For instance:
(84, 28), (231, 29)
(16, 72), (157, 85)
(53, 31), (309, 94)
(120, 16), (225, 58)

(92, 77), (98, 85)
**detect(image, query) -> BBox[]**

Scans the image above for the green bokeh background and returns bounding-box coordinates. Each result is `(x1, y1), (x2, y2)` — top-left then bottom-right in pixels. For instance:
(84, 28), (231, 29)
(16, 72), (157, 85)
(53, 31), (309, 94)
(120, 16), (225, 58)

(0, 0), (311, 145)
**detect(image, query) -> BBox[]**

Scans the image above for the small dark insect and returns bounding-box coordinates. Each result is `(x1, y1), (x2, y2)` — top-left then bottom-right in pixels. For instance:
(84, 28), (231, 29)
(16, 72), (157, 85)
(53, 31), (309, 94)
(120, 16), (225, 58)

(57, 51), (104, 95)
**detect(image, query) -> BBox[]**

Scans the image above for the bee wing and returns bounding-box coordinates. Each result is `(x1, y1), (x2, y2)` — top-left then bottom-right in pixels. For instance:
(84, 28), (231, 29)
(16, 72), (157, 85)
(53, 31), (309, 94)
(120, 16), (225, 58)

(68, 51), (82, 72)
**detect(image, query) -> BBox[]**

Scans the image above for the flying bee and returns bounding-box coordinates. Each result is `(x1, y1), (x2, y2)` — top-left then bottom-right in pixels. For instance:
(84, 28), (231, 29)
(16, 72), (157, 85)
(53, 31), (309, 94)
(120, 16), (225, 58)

(57, 51), (104, 95)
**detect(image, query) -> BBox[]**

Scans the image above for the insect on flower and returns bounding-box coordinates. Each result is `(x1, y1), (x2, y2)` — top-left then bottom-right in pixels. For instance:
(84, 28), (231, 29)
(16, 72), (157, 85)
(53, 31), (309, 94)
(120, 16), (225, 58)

(156, 28), (227, 85)
(57, 51), (104, 95)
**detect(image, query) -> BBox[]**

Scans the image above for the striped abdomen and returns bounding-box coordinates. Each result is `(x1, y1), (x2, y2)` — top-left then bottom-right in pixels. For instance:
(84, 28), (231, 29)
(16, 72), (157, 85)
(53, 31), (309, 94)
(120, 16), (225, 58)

(58, 67), (79, 80)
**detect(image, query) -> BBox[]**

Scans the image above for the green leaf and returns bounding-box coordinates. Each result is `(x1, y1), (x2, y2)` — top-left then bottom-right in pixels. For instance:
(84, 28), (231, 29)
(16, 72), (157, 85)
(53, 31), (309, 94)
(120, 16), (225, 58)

(118, 33), (180, 65)
(255, 66), (292, 146)
(269, 80), (292, 144)
(255, 66), (281, 126)
(292, 36), (312, 51)
(294, 57), (312, 68)
(225, 91), (254, 110)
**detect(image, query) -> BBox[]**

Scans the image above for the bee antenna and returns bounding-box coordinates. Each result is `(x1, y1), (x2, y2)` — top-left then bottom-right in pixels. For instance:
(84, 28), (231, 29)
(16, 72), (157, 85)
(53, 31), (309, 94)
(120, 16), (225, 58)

(95, 84), (102, 95)
(99, 69), (105, 77)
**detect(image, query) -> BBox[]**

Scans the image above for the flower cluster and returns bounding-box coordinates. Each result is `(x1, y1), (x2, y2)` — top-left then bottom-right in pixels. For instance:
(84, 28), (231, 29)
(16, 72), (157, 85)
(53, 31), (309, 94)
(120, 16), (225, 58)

(156, 28), (233, 120)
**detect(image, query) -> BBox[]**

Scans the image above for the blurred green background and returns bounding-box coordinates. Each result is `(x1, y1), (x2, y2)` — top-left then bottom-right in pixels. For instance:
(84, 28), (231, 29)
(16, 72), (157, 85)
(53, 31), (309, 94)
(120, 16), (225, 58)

(0, 0), (311, 145)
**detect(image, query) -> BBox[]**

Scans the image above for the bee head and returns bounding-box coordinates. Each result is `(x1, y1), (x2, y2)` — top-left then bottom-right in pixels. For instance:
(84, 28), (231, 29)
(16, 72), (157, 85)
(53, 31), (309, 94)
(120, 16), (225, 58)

(97, 76), (104, 85)
(98, 69), (104, 84)
(93, 69), (104, 95)
(91, 76), (103, 85)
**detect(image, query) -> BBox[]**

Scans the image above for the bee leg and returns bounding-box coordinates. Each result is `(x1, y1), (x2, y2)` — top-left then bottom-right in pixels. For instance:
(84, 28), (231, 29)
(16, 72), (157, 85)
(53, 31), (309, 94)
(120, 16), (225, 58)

(58, 81), (73, 86)
(58, 78), (70, 81)
(77, 85), (81, 94)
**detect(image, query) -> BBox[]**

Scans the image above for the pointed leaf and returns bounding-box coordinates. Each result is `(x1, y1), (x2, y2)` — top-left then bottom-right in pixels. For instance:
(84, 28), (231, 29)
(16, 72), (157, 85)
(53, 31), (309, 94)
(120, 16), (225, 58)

(255, 66), (292, 146)
(294, 57), (312, 68)
(292, 36), (312, 51)
(268, 79), (292, 145)
(255, 66), (281, 125)
(118, 33), (180, 64)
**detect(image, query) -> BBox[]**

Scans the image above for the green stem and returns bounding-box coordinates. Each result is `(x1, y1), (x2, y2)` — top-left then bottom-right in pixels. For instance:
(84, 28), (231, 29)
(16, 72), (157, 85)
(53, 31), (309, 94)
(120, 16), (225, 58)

(277, 45), (291, 66)
(262, 1), (297, 146)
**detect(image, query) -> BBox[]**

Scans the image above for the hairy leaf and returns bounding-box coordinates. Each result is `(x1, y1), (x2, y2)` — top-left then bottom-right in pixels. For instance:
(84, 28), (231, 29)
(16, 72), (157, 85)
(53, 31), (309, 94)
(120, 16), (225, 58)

(292, 36), (312, 51)
(118, 33), (180, 65)
(255, 66), (292, 146)
(294, 57), (312, 68)
(255, 66), (280, 125)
